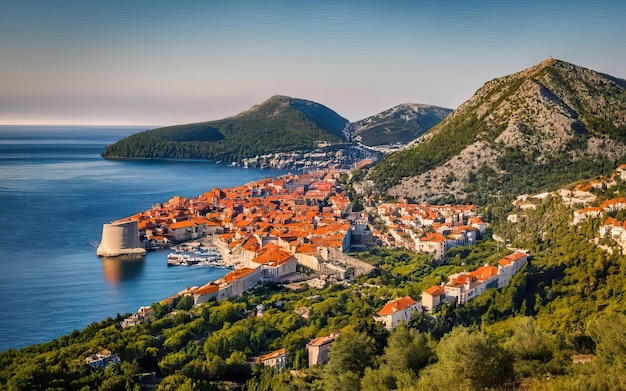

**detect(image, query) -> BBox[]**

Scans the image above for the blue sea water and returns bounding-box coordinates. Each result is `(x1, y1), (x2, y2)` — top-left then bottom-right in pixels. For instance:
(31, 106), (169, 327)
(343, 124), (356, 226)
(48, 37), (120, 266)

(0, 126), (288, 352)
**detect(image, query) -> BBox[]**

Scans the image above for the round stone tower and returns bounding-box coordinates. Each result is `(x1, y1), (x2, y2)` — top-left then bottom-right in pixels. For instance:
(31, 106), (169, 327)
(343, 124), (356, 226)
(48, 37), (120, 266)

(97, 220), (146, 257)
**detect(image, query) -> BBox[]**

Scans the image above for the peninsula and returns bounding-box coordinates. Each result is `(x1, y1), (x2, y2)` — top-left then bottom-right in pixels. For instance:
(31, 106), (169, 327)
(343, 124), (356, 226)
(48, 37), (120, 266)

(101, 167), (495, 309)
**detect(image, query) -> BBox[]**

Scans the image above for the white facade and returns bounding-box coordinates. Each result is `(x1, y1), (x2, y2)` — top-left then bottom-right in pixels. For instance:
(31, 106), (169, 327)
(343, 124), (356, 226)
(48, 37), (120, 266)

(374, 296), (422, 330)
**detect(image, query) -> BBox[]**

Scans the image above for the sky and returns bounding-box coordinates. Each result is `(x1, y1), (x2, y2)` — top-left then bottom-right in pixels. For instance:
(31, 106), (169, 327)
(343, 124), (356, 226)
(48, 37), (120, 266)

(1, 0), (625, 126)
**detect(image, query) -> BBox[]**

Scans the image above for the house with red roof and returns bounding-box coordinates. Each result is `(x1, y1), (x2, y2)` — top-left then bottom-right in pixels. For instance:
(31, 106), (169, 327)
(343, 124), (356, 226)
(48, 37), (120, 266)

(374, 296), (421, 330)
(167, 219), (202, 242)
(444, 264), (500, 305)
(598, 217), (626, 254)
(468, 217), (489, 234)
(294, 244), (322, 271)
(255, 348), (288, 369)
(250, 243), (297, 281)
(217, 267), (262, 299)
(422, 285), (445, 312)
(573, 206), (603, 225)
(192, 283), (220, 306)
(306, 333), (339, 367)
(497, 252), (528, 288)
(416, 232), (447, 260)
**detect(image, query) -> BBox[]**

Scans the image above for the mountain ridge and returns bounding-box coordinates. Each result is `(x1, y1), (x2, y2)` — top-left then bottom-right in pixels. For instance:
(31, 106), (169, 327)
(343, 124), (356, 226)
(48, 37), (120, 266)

(101, 95), (450, 169)
(352, 103), (452, 146)
(366, 58), (626, 204)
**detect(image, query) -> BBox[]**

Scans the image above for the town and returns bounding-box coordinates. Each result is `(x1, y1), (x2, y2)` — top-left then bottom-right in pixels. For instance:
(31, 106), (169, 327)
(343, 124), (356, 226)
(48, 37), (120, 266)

(103, 167), (532, 357)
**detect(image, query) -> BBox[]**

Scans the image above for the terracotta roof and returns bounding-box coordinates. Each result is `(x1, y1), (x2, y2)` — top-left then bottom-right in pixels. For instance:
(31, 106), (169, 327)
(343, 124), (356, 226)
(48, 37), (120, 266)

(223, 267), (256, 282)
(252, 243), (293, 265)
(194, 284), (219, 295)
(168, 220), (196, 230)
(377, 296), (418, 316)
(579, 207), (602, 213)
(498, 252), (527, 266)
(469, 265), (499, 280)
(296, 243), (319, 254)
(424, 285), (445, 296)
(421, 232), (446, 243)
(469, 217), (486, 224)
(256, 348), (288, 363)
(307, 334), (338, 347)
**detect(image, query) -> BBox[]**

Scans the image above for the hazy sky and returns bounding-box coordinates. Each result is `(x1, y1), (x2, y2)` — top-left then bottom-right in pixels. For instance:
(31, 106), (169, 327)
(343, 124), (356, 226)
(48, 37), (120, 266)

(1, 0), (625, 126)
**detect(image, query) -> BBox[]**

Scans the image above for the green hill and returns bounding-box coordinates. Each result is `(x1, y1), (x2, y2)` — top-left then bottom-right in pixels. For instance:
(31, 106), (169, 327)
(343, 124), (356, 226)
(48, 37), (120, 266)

(366, 58), (626, 204)
(101, 95), (349, 163)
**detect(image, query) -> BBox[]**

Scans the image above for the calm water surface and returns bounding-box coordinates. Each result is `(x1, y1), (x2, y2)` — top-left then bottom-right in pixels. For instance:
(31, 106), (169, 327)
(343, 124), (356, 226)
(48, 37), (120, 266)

(0, 126), (288, 352)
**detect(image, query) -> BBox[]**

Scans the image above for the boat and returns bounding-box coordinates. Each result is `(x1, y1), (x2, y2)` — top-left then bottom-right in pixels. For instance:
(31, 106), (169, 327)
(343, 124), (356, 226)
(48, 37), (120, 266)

(167, 251), (229, 268)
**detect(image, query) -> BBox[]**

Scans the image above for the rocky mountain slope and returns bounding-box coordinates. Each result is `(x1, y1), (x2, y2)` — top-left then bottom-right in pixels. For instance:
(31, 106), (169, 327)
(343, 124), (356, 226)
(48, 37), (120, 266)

(351, 103), (452, 146)
(366, 58), (626, 203)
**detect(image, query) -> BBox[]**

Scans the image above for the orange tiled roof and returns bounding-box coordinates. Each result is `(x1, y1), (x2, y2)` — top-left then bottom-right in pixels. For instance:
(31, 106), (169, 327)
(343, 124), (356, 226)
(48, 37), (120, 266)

(424, 285), (445, 296)
(579, 207), (602, 213)
(194, 283), (219, 295)
(377, 296), (418, 316)
(296, 243), (319, 254)
(252, 243), (293, 265)
(469, 265), (499, 280)
(256, 348), (287, 363)
(308, 334), (337, 347)
(223, 268), (256, 282)
(168, 220), (196, 230)
(421, 232), (446, 243)
(498, 251), (527, 266)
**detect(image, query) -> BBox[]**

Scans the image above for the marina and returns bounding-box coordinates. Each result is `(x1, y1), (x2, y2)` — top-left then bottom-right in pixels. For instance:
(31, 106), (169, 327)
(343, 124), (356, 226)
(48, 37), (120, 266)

(166, 243), (230, 268)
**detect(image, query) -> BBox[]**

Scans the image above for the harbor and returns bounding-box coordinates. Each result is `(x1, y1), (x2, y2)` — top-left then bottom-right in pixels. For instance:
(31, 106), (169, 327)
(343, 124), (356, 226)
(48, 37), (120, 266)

(166, 242), (230, 268)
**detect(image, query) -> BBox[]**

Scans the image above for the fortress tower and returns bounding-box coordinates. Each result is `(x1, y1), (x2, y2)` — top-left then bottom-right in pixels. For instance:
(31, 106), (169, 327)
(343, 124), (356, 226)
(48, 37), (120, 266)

(97, 220), (146, 257)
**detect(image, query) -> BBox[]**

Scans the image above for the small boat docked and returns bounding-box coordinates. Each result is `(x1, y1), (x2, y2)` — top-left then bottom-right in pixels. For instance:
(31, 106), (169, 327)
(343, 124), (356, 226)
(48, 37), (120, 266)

(167, 251), (229, 268)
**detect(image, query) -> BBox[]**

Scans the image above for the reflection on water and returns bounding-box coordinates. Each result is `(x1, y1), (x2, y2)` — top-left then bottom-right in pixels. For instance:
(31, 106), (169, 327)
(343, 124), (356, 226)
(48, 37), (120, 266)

(101, 255), (146, 285)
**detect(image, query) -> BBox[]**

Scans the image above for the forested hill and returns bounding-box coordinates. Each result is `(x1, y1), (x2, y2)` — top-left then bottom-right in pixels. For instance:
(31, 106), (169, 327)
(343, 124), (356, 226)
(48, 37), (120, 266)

(101, 95), (349, 163)
(366, 58), (626, 204)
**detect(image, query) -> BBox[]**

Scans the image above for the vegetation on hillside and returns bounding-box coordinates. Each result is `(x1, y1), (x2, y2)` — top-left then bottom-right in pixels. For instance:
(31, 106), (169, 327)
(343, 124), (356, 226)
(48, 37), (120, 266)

(5, 183), (626, 390)
(101, 96), (347, 163)
(6, 59), (626, 390)
(367, 59), (626, 201)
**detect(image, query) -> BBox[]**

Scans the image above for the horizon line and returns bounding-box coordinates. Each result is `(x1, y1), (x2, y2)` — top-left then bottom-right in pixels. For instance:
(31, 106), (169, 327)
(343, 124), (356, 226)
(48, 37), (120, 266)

(0, 123), (159, 128)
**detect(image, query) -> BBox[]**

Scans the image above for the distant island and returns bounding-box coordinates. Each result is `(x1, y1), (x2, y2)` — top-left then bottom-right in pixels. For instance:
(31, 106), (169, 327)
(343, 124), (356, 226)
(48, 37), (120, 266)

(101, 95), (450, 170)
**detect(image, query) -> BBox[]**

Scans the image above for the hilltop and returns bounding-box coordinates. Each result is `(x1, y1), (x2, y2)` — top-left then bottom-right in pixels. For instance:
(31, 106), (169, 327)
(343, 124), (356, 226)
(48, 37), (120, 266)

(351, 103), (452, 146)
(101, 96), (452, 170)
(366, 58), (626, 204)
(101, 95), (351, 165)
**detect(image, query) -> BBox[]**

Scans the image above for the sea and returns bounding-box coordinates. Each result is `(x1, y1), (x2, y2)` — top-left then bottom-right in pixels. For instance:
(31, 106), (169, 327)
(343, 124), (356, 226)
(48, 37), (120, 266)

(0, 125), (289, 352)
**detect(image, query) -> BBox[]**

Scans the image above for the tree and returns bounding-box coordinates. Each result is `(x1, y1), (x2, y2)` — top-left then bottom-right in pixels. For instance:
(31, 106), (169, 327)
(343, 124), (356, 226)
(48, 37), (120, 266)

(204, 323), (251, 359)
(417, 327), (513, 391)
(324, 330), (377, 391)
(505, 316), (552, 361)
(156, 374), (198, 391)
(175, 295), (194, 311)
(383, 326), (432, 375)
(151, 302), (168, 319)
(587, 312), (626, 368)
